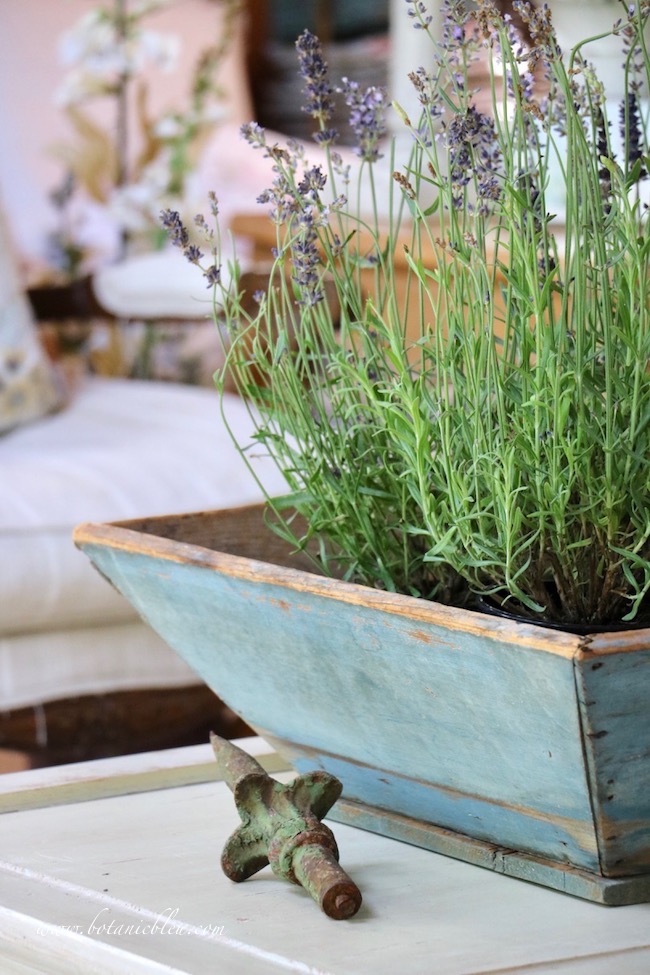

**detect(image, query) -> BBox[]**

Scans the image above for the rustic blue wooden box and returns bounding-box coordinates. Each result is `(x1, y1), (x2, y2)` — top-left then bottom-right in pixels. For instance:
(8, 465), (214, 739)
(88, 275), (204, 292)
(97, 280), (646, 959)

(75, 505), (650, 905)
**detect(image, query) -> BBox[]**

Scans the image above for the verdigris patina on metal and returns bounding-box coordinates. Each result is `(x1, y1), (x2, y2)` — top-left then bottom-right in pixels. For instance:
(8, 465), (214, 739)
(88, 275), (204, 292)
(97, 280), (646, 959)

(210, 733), (362, 920)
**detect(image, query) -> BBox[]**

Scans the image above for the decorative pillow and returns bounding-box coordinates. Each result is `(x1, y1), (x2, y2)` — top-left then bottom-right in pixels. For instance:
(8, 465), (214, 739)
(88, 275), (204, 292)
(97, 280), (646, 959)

(91, 248), (228, 386)
(0, 205), (63, 434)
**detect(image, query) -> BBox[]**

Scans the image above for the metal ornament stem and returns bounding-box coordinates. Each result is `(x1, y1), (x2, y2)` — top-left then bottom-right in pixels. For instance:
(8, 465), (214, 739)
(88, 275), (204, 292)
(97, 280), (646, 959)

(210, 733), (362, 920)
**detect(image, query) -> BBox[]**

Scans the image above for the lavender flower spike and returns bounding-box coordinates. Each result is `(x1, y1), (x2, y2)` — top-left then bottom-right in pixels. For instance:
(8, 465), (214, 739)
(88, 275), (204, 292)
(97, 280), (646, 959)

(160, 208), (189, 249)
(296, 30), (336, 140)
(160, 208), (221, 289)
(404, 0), (433, 30)
(291, 209), (323, 306)
(338, 79), (389, 163)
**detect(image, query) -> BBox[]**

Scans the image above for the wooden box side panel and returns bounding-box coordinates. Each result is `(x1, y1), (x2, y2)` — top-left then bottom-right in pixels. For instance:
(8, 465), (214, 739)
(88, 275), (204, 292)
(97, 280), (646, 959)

(111, 506), (317, 572)
(79, 540), (601, 871)
(576, 649), (650, 877)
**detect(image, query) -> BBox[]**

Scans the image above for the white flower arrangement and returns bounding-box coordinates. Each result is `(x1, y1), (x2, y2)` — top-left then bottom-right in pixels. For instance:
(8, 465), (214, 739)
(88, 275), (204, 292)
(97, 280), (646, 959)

(48, 0), (242, 273)
(56, 2), (179, 107)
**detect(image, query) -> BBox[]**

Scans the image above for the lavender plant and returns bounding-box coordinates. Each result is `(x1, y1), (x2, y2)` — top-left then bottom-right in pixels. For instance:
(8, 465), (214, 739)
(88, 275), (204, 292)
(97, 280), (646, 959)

(165, 0), (650, 627)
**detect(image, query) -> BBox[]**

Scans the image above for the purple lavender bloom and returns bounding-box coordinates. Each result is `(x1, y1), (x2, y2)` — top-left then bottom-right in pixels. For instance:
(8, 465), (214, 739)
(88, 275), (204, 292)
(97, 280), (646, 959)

(160, 208), (219, 287)
(240, 121), (266, 149)
(314, 128), (339, 147)
(247, 134), (303, 225)
(295, 30), (337, 138)
(441, 0), (472, 63)
(338, 78), (388, 162)
(447, 108), (490, 171)
(159, 208), (179, 229)
(619, 3), (649, 93)
(260, 171), (301, 225)
(444, 105), (503, 210)
(596, 107), (615, 207)
(160, 208), (189, 249)
(620, 91), (647, 179)
(330, 151), (351, 186)
(477, 174), (501, 202)
(193, 212), (212, 236)
(408, 68), (445, 118)
(298, 165), (327, 199)
(207, 191), (219, 217)
(511, 0), (558, 67)
(203, 264), (221, 288)
(404, 0), (433, 29)
(291, 209), (323, 305)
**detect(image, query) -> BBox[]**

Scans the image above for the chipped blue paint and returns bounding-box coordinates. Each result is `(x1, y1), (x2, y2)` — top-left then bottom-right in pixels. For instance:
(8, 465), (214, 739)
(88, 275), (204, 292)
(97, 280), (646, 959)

(271, 744), (597, 870)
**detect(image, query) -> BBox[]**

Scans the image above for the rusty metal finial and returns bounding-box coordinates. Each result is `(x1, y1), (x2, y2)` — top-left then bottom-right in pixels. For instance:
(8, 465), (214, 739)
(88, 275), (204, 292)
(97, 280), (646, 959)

(210, 733), (362, 920)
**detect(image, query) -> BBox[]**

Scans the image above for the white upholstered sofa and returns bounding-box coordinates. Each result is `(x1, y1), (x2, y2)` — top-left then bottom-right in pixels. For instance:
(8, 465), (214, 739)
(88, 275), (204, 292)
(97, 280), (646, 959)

(0, 206), (286, 765)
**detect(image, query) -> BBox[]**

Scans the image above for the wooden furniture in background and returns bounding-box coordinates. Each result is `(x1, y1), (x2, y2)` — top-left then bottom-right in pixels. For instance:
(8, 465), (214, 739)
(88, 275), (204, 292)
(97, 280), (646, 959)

(0, 687), (250, 769)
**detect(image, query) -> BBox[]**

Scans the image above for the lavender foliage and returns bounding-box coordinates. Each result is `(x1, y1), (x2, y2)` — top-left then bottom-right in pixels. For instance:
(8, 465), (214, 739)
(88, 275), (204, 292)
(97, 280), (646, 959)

(161, 2), (650, 624)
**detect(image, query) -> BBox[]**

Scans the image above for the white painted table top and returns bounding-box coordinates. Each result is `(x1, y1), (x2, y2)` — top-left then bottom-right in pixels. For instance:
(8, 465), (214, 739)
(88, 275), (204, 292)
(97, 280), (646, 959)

(0, 738), (649, 975)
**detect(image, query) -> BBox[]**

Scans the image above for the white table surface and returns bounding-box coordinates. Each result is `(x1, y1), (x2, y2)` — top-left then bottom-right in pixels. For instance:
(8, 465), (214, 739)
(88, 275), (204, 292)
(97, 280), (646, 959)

(0, 737), (649, 975)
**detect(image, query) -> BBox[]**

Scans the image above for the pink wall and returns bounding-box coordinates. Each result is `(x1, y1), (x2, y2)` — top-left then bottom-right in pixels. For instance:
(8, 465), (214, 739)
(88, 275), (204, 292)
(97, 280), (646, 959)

(0, 0), (252, 264)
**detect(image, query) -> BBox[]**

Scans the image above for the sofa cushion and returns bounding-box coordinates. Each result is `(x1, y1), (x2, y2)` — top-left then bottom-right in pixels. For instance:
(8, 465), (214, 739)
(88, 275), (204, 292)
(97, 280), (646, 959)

(0, 622), (202, 711)
(0, 375), (287, 637)
(92, 248), (224, 320)
(0, 203), (63, 435)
